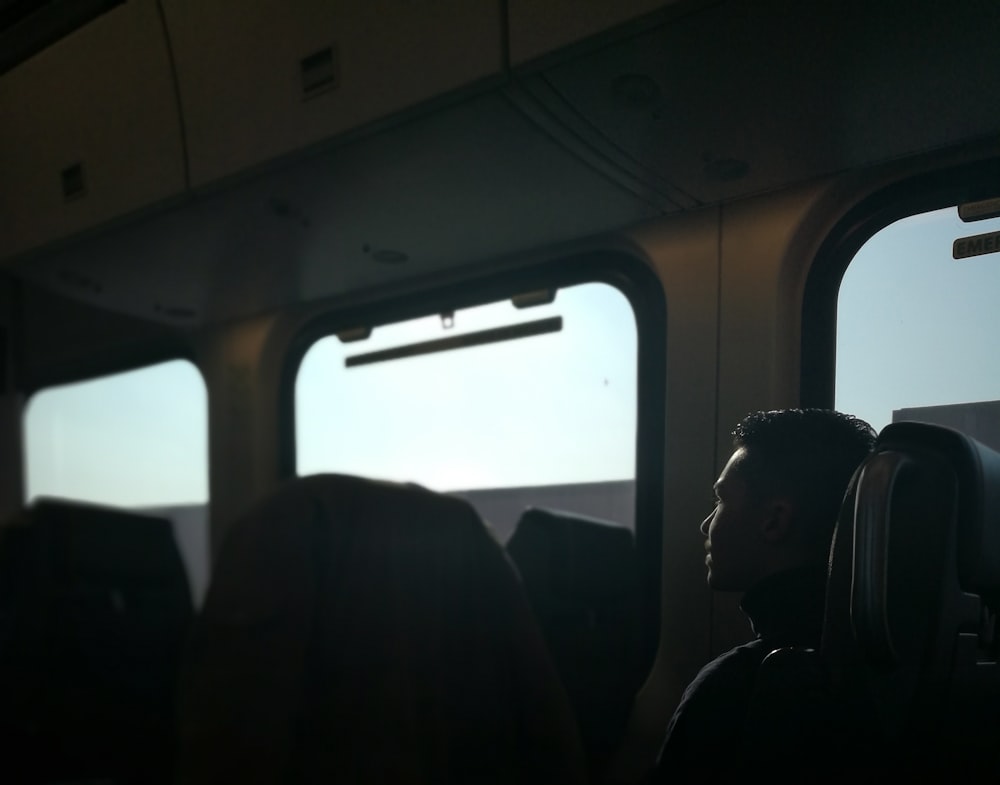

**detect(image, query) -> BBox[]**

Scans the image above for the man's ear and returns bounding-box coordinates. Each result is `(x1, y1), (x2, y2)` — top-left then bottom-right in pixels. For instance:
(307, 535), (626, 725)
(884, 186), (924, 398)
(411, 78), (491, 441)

(760, 498), (795, 543)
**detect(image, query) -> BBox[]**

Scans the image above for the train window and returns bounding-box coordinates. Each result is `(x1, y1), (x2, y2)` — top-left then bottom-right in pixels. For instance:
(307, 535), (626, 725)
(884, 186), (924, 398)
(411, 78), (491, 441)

(24, 359), (210, 602)
(836, 205), (1000, 448)
(295, 281), (637, 541)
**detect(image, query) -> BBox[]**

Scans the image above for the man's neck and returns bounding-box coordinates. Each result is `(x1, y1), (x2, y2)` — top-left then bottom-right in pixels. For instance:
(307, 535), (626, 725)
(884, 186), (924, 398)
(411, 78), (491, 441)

(738, 566), (827, 647)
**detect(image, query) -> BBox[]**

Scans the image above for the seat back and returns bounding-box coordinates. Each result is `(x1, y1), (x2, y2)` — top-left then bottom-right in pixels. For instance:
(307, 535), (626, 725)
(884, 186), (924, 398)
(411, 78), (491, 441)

(176, 474), (586, 785)
(825, 421), (1000, 769)
(506, 507), (642, 775)
(0, 498), (193, 785)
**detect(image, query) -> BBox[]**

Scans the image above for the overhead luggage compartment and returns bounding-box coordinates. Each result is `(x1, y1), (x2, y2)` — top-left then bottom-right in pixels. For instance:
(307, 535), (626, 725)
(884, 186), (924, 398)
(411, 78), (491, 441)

(161, 0), (504, 187)
(0, 0), (186, 263)
(506, 0), (677, 67)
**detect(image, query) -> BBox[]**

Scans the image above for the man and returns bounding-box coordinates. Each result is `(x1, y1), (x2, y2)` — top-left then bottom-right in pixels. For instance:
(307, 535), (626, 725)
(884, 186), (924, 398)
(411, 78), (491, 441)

(651, 408), (876, 780)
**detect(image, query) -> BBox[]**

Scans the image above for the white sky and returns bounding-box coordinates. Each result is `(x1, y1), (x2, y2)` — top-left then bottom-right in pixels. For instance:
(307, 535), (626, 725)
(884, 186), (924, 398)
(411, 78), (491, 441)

(295, 282), (638, 491)
(836, 206), (1000, 432)
(25, 359), (210, 506)
(23, 205), (1000, 507)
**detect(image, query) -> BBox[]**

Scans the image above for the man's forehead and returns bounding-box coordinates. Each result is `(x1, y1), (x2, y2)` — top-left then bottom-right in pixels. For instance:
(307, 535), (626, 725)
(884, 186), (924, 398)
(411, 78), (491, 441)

(719, 447), (747, 483)
(716, 447), (750, 487)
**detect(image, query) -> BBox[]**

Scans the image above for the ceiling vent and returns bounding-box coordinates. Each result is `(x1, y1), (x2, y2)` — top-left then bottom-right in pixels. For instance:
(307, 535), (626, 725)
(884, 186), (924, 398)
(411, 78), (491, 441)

(60, 162), (85, 201)
(300, 45), (338, 99)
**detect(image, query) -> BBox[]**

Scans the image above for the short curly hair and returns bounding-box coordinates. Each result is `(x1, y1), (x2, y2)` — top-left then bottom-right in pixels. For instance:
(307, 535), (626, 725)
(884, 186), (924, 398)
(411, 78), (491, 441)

(731, 408), (876, 547)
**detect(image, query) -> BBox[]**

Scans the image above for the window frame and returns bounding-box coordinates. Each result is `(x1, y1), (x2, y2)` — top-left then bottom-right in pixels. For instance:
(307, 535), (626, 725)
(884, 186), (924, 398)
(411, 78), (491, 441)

(801, 157), (1000, 409)
(280, 250), (667, 675)
(18, 315), (193, 397)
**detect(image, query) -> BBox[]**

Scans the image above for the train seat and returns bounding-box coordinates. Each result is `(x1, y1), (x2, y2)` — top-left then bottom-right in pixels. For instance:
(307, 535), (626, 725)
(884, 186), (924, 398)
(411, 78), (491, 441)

(744, 421), (1000, 777)
(505, 507), (642, 777)
(0, 498), (194, 785)
(833, 421), (1000, 771)
(176, 474), (587, 785)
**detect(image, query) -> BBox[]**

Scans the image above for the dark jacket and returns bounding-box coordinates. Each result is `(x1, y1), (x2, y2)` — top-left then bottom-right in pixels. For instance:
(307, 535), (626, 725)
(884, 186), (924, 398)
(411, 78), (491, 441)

(649, 567), (827, 782)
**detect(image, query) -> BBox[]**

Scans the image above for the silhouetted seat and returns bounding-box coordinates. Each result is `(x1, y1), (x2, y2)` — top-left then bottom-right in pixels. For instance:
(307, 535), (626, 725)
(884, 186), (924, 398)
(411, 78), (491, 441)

(505, 507), (642, 777)
(175, 474), (587, 785)
(0, 498), (193, 785)
(744, 421), (1000, 779)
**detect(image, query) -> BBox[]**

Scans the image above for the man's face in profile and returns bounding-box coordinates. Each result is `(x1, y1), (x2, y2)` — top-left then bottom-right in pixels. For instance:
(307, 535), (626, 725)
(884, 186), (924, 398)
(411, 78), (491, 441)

(700, 448), (769, 591)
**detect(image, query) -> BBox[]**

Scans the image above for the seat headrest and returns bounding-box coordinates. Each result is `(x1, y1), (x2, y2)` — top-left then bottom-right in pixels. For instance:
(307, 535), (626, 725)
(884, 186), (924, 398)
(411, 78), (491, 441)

(506, 507), (635, 602)
(874, 421), (1000, 600)
(178, 474), (587, 785)
(843, 420), (1000, 671)
(27, 497), (183, 582)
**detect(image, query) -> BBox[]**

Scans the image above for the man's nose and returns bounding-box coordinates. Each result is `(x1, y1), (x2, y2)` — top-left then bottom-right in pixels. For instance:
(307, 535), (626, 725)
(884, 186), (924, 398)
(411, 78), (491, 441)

(699, 511), (713, 536)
